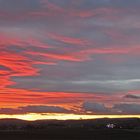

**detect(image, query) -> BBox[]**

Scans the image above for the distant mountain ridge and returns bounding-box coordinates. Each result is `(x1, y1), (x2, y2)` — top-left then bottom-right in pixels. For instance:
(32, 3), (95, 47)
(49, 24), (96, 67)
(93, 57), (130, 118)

(0, 118), (139, 126)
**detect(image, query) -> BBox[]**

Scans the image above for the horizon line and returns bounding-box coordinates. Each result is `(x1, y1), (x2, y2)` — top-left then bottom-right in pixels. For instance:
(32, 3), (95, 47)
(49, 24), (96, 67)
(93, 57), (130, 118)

(0, 113), (139, 121)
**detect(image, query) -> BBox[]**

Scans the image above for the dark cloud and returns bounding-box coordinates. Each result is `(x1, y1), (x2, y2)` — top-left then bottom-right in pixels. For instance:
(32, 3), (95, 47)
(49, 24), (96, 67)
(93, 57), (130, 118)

(82, 102), (140, 115)
(82, 102), (110, 114)
(113, 103), (140, 114)
(124, 94), (140, 99)
(0, 105), (71, 114)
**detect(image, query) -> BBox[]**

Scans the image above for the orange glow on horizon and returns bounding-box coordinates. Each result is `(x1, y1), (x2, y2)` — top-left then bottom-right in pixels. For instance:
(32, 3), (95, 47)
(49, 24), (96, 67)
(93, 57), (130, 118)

(0, 113), (139, 121)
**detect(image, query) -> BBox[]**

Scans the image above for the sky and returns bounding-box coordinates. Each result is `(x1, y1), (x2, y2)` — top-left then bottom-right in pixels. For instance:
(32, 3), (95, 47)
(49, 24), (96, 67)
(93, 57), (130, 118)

(0, 0), (140, 119)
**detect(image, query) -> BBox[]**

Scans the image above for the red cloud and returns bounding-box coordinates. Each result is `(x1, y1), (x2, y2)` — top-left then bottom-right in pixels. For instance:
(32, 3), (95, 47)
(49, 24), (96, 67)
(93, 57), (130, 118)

(0, 52), (38, 77)
(0, 87), (119, 111)
(27, 51), (85, 62)
(48, 33), (90, 46)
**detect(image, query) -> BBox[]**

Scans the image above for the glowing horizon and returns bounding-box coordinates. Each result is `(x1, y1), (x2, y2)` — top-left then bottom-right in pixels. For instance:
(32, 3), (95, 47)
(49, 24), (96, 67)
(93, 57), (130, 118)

(0, 114), (139, 121)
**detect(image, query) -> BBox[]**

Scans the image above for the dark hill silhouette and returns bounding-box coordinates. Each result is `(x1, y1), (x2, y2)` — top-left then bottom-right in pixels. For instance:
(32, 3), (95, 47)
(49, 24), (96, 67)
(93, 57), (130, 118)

(0, 118), (139, 140)
(0, 118), (139, 129)
(0, 118), (28, 127)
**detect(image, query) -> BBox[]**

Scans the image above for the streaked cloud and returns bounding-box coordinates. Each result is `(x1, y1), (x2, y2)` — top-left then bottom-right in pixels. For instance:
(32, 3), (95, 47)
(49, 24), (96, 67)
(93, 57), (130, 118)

(0, 0), (140, 115)
(0, 105), (70, 114)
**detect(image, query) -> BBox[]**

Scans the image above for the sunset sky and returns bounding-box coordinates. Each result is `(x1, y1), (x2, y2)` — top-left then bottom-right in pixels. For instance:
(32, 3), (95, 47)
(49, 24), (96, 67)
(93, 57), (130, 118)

(0, 0), (140, 120)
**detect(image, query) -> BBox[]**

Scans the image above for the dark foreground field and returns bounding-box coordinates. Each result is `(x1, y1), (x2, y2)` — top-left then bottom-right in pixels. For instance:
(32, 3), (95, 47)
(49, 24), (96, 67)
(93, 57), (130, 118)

(0, 118), (140, 140)
(0, 128), (140, 140)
